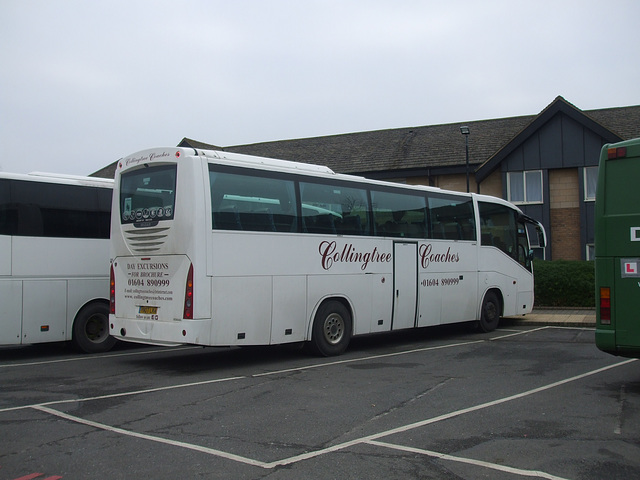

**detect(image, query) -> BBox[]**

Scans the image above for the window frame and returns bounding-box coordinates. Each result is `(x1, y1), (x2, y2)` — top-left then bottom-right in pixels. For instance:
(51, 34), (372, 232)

(300, 179), (370, 236)
(209, 165), (299, 233)
(207, 163), (481, 241)
(507, 170), (543, 205)
(120, 164), (177, 226)
(0, 178), (111, 239)
(584, 166), (598, 202)
(586, 243), (595, 261)
(370, 188), (428, 239)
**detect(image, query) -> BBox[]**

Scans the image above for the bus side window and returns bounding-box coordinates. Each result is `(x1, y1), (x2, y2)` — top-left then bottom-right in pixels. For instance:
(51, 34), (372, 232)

(9, 180), (109, 239)
(431, 220), (445, 239)
(338, 215), (362, 235)
(458, 215), (476, 241)
(17, 204), (43, 236)
(0, 179), (16, 235)
(371, 189), (427, 239)
(517, 222), (530, 269)
(307, 214), (337, 234)
(478, 201), (519, 261)
(240, 209), (277, 232)
(300, 181), (369, 236)
(210, 169), (296, 233)
(335, 188), (368, 236)
(428, 195), (476, 241)
(213, 206), (242, 230)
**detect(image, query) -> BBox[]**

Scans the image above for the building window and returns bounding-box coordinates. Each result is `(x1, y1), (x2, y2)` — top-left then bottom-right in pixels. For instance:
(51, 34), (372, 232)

(584, 166), (598, 201)
(507, 171), (543, 204)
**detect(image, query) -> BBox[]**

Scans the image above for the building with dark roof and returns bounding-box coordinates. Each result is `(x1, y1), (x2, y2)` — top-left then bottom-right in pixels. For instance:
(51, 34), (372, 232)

(93, 96), (640, 261)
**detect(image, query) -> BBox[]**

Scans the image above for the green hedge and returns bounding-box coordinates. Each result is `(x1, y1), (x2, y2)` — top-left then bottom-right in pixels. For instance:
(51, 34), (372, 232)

(533, 260), (595, 307)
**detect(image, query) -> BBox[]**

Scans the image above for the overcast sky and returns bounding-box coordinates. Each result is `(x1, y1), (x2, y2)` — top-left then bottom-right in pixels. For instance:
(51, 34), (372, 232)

(1, 0), (639, 175)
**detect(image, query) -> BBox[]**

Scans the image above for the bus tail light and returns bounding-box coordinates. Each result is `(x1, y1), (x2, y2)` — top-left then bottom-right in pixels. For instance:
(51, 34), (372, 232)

(109, 264), (116, 315)
(599, 287), (611, 325)
(607, 146), (627, 159)
(183, 264), (194, 319)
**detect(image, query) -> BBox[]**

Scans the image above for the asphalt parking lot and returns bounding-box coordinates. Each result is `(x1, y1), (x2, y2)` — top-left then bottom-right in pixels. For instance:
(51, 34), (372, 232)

(1, 323), (639, 480)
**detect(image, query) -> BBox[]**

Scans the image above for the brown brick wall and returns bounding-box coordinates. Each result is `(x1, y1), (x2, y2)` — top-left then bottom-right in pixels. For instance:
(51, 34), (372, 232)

(406, 176), (431, 187)
(400, 172), (500, 196)
(477, 170), (502, 197)
(549, 207), (581, 260)
(549, 169), (580, 209)
(434, 173), (476, 193)
(549, 169), (581, 260)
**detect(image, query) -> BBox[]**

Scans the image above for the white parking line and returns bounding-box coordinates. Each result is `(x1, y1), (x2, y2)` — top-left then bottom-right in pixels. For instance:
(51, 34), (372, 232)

(21, 356), (635, 475)
(1, 339), (483, 413)
(0, 346), (201, 369)
(5, 331), (634, 477)
(366, 440), (571, 480)
(491, 325), (595, 341)
(264, 358), (637, 468)
(33, 405), (269, 468)
(2, 340), (481, 413)
(490, 326), (551, 340)
(0, 375), (246, 413)
(549, 326), (597, 330)
(253, 340), (485, 377)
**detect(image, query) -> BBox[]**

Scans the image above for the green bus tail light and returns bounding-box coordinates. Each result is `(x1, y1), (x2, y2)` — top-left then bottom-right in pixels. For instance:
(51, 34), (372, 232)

(607, 146), (627, 159)
(600, 287), (611, 325)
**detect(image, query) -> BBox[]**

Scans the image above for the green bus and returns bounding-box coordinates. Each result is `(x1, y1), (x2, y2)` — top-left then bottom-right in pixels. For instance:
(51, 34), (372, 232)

(595, 137), (640, 358)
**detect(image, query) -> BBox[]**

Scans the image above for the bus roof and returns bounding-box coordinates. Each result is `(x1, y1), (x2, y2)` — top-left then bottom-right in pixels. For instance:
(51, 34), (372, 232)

(119, 147), (527, 211)
(0, 171), (113, 188)
(198, 149), (336, 175)
(197, 148), (451, 195)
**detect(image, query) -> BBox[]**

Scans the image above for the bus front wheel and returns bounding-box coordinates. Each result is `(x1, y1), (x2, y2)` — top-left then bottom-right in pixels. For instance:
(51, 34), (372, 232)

(478, 291), (501, 333)
(72, 302), (117, 353)
(310, 300), (352, 356)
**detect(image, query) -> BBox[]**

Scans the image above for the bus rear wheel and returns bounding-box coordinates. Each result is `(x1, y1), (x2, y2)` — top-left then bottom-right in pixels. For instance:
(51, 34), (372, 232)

(478, 291), (501, 332)
(72, 302), (117, 353)
(310, 300), (352, 356)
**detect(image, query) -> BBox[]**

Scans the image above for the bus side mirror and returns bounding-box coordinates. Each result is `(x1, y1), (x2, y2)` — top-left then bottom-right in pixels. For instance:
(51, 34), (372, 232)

(536, 226), (546, 248)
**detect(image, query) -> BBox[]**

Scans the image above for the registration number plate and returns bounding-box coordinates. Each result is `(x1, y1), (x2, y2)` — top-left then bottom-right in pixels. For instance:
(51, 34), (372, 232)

(139, 306), (158, 315)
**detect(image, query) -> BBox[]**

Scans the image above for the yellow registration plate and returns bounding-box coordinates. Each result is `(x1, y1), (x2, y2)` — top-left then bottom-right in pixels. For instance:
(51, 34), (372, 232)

(139, 306), (158, 315)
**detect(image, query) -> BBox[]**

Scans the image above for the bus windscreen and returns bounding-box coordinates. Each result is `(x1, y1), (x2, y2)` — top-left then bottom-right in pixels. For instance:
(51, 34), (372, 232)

(120, 165), (177, 226)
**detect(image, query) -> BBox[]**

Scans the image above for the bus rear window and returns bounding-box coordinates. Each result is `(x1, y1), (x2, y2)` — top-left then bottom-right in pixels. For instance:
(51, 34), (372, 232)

(120, 165), (177, 225)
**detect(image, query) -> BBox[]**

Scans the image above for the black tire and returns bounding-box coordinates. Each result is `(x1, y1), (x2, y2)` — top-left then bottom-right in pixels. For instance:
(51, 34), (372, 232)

(72, 302), (116, 353)
(310, 300), (352, 356)
(478, 291), (501, 333)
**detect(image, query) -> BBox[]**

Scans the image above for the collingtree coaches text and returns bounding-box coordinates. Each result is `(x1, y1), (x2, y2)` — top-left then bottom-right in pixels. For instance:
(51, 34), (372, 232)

(318, 240), (460, 271)
(318, 241), (392, 271)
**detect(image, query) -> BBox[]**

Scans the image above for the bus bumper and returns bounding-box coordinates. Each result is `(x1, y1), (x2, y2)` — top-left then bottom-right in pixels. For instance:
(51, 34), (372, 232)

(596, 328), (640, 358)
(595, 328), (616, 355)
(110, 316), (212, 347)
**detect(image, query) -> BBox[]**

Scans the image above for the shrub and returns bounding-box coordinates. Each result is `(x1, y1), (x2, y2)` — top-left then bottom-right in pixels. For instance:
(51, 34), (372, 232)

(533, 260), (595, 307)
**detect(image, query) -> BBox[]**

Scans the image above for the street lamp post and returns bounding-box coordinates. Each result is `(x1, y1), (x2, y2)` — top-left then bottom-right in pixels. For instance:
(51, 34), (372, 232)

(460, 126), (470, 193)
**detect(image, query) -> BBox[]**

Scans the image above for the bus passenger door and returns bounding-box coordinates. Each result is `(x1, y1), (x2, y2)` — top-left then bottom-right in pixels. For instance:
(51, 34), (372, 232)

(392, 242), (418, 330)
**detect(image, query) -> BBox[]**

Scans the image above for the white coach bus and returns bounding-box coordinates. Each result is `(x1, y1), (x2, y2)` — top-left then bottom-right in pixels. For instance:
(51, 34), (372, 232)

(1, 172), (116, 353)
(109, 147), (546, 356)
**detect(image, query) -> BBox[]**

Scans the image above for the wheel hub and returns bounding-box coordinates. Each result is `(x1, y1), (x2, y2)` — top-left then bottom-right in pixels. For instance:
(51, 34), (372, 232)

(324, 314), (344, 344)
